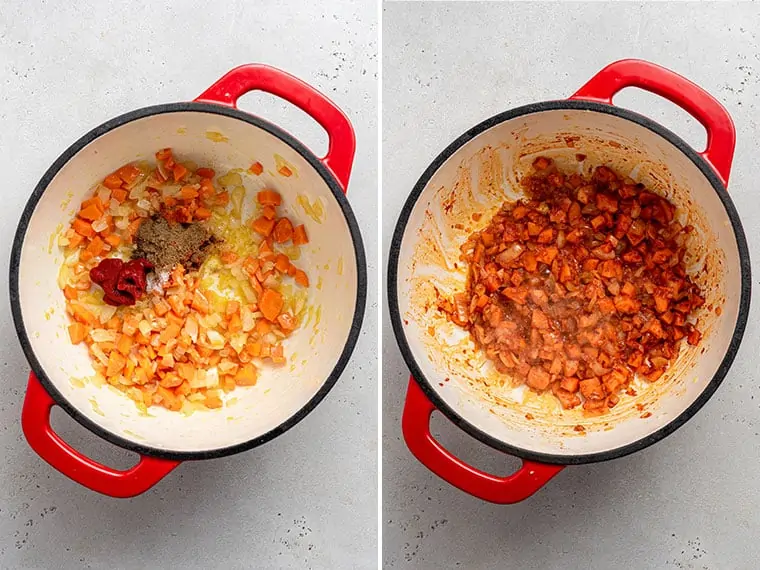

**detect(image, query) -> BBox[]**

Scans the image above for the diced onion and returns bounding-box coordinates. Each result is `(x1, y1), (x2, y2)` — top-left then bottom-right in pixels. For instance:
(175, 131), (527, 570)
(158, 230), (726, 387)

(206, 329), (225, 350)
(91, 218), (109, 233)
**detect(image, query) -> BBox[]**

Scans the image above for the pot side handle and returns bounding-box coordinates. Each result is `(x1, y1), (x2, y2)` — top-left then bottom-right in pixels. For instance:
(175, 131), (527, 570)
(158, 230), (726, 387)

(402, 377), (563, 504)
(195, 64), (356, 192)
(570, 58), (736, 186)
(22, 373), (179, 498)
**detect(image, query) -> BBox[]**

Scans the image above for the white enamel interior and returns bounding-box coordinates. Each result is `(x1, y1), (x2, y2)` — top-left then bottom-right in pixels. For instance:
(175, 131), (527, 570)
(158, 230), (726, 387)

(18, 109), (359, 453)
(396, 107), (743, 456)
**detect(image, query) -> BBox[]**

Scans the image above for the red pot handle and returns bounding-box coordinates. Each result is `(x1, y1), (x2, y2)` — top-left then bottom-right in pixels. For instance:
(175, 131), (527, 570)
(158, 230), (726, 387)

(570, 59), (736, 186)
(22, 373), (179, 498)
(402, 377), (563, 504)
(195, 64), (356, 191)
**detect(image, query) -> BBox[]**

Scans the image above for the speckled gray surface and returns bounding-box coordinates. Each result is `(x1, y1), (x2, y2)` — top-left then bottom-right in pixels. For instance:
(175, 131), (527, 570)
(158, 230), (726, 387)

(383, 2), (759, 569)
(0, 1), (377, 568)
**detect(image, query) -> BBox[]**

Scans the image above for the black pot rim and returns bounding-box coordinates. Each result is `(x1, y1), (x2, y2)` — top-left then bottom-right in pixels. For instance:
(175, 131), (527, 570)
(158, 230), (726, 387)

(388, 98), (751, 466)
(10, 101), (367, 461)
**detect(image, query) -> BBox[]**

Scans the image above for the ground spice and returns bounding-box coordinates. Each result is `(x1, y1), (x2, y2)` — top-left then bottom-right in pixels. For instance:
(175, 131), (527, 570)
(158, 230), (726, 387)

(134, 216), (217, 273)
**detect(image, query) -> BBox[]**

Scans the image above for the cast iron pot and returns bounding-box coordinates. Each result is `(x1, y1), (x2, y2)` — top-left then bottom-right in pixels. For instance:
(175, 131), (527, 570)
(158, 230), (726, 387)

(11, 64), (366, 497)
(389, 59), (750, 503)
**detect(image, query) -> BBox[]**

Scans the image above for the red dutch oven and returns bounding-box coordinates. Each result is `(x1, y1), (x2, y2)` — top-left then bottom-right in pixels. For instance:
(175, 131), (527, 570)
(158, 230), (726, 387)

(388, 59), (750, 503)
(11, 64), (366, 497)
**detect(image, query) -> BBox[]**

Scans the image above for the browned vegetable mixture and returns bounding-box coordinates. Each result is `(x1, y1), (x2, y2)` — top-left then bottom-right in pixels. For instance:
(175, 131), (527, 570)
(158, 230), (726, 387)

(445, 157), (705, 414)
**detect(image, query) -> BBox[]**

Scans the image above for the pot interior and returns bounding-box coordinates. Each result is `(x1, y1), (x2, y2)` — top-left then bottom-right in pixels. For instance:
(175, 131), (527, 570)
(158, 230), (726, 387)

(395, 106), (744, 458)
(16, 108), (360, 454)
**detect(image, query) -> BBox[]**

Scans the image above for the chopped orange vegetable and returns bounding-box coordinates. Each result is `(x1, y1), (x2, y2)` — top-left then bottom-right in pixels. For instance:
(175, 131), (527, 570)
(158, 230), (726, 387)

(249, 162), (264, 175)
(71, 304), (95, 325)
(63, 285), (78, 300)
(255, 319), (271, 335)
(273, 218), (294, 243)
(252, 216), (276, 236)
(116, 334), (133, 356)
(72, 218), (95, 237)
(205, 392), (223, 408)
(106, 351), (127, 377)
(156, 148), (172, 161)
(115, 165), (140, 186)
(156, 385), (181, 411)
(194, 207), (212, 220)
(259, 288), (283, 322)
(178, 185), (198, 201)
(104, 234), (121, 248)
(292, 224), (309, 245)
(196, 167), (215, 178)
(220, 251), (239, 264)
(153, 300), (170, 317)
(85, 235), (105, 258)
(294, 269), (309, 287)
(278, 165), (293, 177)
(68, 323), (88, 345)
(262, 205), (277, 220)
(257, 190), (282, 206)
(159, 323), (181, 343)
(234, 363), (258, 386)
(111, 188), (128, 203)
(277, 313), (297, 331)
(271, 344), (286, 364)
(274, 254), (290, 273)
(228, 313), (242, 333)
(192, 291), (210, 314)
(68, 233), (85, 249)
(78, 203), (103, 222)
(226, 300), (240, 316)
(173, 164), (188, 182)
(103, 174), (123, 189)
(105, 316), (121, 331)
(215, 191), (229, 206)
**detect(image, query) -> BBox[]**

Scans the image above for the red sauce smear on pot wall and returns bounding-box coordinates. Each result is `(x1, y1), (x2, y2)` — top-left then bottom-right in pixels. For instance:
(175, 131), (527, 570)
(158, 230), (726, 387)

(90, 258), (154, 306)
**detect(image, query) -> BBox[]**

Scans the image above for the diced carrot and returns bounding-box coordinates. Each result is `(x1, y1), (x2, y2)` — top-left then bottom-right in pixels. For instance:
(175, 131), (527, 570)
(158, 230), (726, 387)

(116, 334), (133, 356)
(68, 323), (87, 345)
(111, 188), (128, 203)
(106, 351), (127, 377)
(72, 217), (95, 237)
(278, 165), (293, 177)
(103, 174), (123, 189)
(205, 392), (224, 408)
(273, 217), (294, 243)
(165, 156), (175, 169)
(104, 234), (121, 248)
(159, 323), (181, 343)
(215, 191), (229, 206)
(68, 233), (85, 249)
(160, 373), (183, 388)
(259, 288), (283, 322)
(164, 196), (177, 208)
(294, 269), (309, 287)
(274, 254), (290, 273)
(176, 362), (195, 382)
(194, 207), (212, 220)
(220, 251), (239, 264)
(178, 185), (198, 200)
(78, 203), (103, 222)
(85, 235), (105, 258)
(124, 358), (136, 381)
(173, 163), (188, 182)
(63, 285), (78, 300)
(167, 295), (185, 316)
(176, 381), (191, 397)
(271, 344), (286, 364)
(156, 148), (172, 161)
(277, 313), (297, 331)
(226, 300), (240, 316)
(287, 263), (297, 277)
(166, 312), (184, 328)
(153, 300), (170, 317)
(228, 313), (242, 333)
(196, 167), (215, 178)
(156, 385), (181, 411)
(71, 304), (95, 325)
(81, 196), (104, 214)
(262, 205), (277, 220)
(257, 190), (282, 206)
(105, 316), (121, 331)
(258, 240), (273, 256)
(79, 250), (93, 262)
(292, 224), (309, 245)
(116, 164), (142, 185)
(255, 319), (271, 335)
(234, 363), (258, 386)
(249, 162), (264, 175)
(252, 216), (276, 236)
(246, 341), (262, 357)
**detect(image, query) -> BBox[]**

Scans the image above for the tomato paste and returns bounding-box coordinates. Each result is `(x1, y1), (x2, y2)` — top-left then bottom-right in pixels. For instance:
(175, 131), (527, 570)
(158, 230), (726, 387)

(90, 258), (154, 306)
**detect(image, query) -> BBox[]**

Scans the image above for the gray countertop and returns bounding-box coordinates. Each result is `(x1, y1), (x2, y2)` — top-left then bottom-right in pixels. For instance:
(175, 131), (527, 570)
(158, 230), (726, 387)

(0, 1), (377, 568)
(383, 2), (759, 569)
